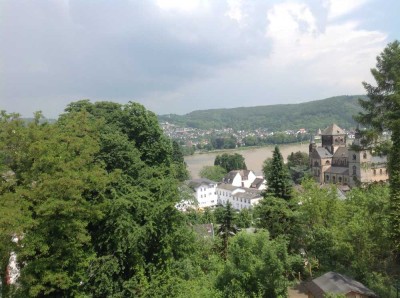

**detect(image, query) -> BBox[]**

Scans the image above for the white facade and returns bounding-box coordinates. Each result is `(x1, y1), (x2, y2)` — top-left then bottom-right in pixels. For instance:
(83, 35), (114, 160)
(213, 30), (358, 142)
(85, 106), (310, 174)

(186, 178), (218, 208)
(217, 183), (262, 211)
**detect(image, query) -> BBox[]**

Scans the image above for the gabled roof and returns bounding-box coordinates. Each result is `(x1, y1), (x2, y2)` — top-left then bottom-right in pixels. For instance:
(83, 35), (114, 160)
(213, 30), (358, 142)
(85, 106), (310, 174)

(321, 124), (345, 136)
(223, 170), (254, 183)
(306, 272), (377, 298)
(251, 177), (265, 189)
(223, 171), (240, 184)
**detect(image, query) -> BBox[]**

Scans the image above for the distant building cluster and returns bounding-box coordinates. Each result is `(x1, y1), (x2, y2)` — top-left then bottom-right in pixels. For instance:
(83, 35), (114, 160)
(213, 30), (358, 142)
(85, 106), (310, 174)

(160, 121), (307, 149)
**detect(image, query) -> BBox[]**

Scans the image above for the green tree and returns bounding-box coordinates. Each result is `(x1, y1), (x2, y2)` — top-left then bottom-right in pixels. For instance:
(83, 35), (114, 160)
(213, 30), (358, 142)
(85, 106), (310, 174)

(216, 231), (294, 298)
(172, 140), (190, 181)
(287, 151), (310, 184)
(254, 197), (297, 240)
(355, 40), (400, 251)
(214, 153), (247, 173)
(217, 202), (239, 260)
(199, 165), (227, 182)
(287, 151), (309, 168)
(264, 146), (292, 200)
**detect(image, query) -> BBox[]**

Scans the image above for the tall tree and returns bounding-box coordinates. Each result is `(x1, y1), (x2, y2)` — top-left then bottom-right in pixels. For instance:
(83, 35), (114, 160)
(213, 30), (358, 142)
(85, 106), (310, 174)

(264, 146), (292, 200)
(217, 202), (238, 260)
(355, 40), (400, 252)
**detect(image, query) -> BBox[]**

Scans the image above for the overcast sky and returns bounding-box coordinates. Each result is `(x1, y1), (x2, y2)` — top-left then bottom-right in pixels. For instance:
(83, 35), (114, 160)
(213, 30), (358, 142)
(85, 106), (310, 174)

(1, 0), (399, 117)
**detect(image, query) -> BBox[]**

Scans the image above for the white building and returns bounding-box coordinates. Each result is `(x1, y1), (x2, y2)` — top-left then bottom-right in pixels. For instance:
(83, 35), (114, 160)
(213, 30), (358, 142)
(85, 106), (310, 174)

(185, 178), (218, 208)
(223, 170), (266, 190)
(216, 183), (262, 211)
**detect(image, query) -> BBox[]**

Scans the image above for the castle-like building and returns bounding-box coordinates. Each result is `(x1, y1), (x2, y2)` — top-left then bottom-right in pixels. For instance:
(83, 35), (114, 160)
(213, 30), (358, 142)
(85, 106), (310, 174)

(309, 124), (388, 186)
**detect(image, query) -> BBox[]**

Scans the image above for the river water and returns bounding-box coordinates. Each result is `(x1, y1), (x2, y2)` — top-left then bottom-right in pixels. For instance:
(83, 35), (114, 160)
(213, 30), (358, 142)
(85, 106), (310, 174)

(185, 143), (309, 179)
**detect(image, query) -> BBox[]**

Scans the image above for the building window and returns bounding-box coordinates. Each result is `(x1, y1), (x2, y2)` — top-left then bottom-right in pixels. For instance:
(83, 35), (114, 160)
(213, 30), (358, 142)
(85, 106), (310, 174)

(339, 177), (342, 183)
(326, 160), (330, 165)
(326, 175), (329, 181)
(353, 166), (357, 175)
(352, 154), (356, 160)
(380, 169), (383, 175)
(333, 176), (336, 183)
(373, 169), (376, 175)
(363, 152), (367, 159)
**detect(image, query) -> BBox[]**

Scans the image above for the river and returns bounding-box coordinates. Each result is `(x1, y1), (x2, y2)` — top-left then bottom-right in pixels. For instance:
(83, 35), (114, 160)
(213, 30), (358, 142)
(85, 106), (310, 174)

(184, 143), (309, 179)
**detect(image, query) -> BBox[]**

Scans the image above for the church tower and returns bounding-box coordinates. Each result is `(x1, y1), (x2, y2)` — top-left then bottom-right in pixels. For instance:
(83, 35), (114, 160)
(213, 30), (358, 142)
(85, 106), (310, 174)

(321, 124), (347, 154)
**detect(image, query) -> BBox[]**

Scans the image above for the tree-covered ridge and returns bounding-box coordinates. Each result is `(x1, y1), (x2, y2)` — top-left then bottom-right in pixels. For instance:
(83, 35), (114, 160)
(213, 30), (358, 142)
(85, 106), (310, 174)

(158, 95), (365, 130)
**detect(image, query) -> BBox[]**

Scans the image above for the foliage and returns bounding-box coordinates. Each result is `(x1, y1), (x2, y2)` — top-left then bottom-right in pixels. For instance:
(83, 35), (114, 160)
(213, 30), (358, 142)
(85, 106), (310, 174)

(287, 151), (310, 184)
(214, 153), (247, 173)
(254, 197), (298, 242)
(216, 231), (294, 298)
(199, 165), (227, 182)
(159, 95), (363, 131)
(355, 40), (400, 252)
(287, 151), (309, 168)
(172, 140), (190, 181)
(217, 202), (239, 260)
(264, 146), (292, 200)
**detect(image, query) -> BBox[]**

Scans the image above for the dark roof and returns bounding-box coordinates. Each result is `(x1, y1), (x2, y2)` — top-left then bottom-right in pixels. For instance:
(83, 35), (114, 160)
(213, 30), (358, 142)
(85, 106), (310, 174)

(332, 147), (348, 158)
(251, 177), (265, 189)
(223, 171), (240, 184)
(311, 147), (332, 159)
(186, 178), (217, 189)
(321, 124), (345, 136)
(371, 155), (387, 164)
(306, 272), (377, 298)
(325, 166), (349, 175)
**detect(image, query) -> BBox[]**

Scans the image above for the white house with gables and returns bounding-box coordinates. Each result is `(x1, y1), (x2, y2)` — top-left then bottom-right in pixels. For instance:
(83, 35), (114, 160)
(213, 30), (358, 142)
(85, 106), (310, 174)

(185, 178), (218, 209)
(223, 170), (266, 190)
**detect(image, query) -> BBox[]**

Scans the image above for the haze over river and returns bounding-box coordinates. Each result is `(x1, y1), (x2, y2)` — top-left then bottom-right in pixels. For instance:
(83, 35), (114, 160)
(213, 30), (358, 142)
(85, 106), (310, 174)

(185, 143), (309, 179)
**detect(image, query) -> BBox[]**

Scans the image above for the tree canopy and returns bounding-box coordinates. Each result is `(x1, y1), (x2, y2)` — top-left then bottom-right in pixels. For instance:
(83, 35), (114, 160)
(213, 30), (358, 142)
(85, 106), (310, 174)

(214, 153), (247, 173)
(356, 40), (400, 252)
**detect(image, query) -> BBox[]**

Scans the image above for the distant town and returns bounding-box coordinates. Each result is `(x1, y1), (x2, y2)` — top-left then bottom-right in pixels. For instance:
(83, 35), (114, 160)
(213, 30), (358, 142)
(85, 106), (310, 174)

(160, 121), (359, 154)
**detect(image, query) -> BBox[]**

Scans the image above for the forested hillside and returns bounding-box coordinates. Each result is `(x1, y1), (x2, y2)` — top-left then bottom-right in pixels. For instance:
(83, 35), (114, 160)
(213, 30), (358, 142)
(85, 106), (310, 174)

(158, 95), (365, 130)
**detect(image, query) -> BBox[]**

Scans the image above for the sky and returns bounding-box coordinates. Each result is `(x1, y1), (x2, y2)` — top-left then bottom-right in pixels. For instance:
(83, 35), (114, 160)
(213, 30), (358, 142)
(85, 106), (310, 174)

(1, 0), (399, 118)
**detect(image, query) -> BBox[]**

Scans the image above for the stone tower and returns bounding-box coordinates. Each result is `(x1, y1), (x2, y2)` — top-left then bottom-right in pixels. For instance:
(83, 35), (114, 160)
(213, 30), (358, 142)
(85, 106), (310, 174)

(321, 124), (347, 154)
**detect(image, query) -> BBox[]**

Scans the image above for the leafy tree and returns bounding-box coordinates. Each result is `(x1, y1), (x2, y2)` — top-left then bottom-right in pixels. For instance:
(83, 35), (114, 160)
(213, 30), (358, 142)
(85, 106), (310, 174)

(264, 146), (292, 200)
(287, 151), (310, 184)
(216, 231), (295, 298)
(199, 165), (227, 182)
(355, 40), (400, 251)
(287, 151), (309, 168)
(172, 140), (190, 181)
(235, 208), (253, 229)
(214, 153), (247, 173)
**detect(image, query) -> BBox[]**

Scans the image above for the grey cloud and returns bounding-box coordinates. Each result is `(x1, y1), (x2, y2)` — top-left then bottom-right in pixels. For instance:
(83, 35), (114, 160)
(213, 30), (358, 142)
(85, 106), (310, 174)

(0, 0), (275, 117)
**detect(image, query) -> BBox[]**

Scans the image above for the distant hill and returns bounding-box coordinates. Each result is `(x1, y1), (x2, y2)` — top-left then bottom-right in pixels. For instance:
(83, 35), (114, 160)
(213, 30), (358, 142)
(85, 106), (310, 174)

(158, 95), (366, 131)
